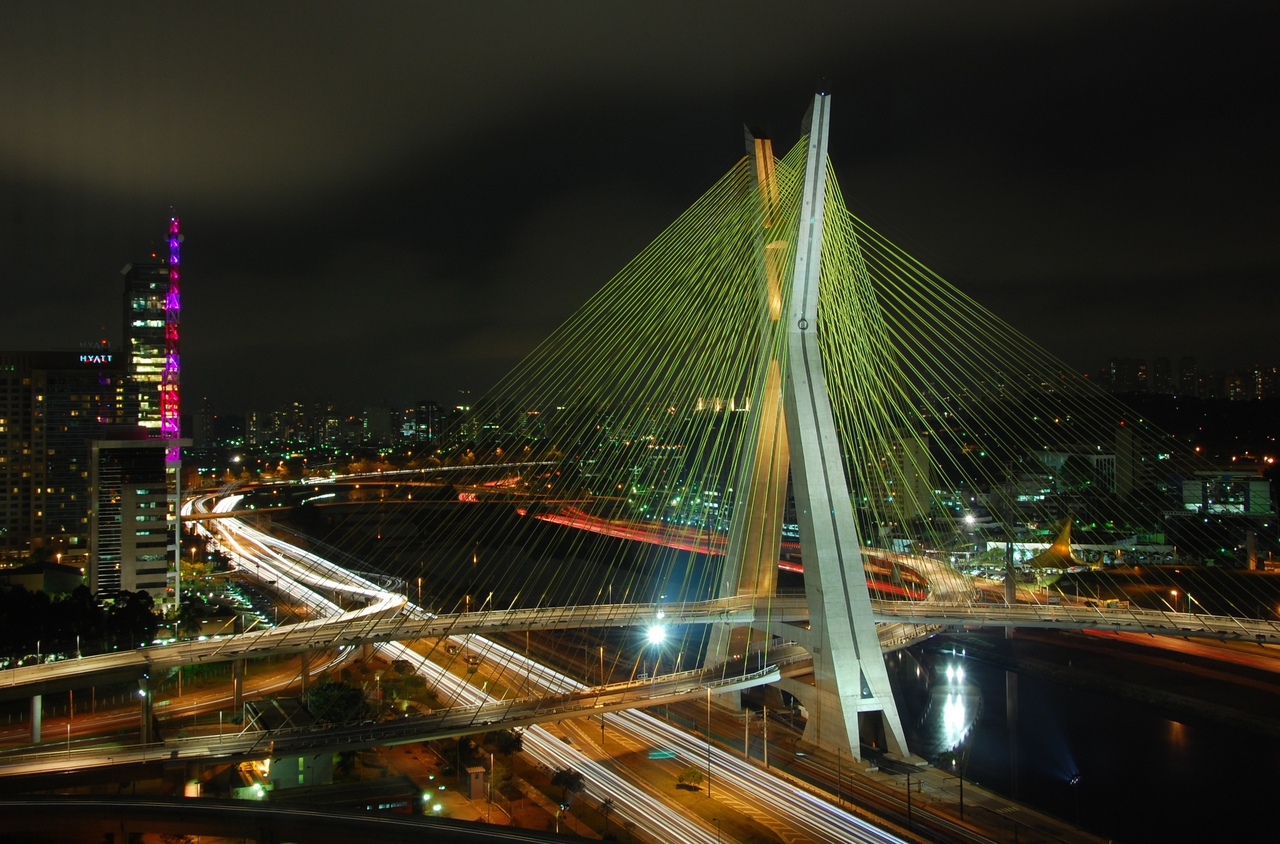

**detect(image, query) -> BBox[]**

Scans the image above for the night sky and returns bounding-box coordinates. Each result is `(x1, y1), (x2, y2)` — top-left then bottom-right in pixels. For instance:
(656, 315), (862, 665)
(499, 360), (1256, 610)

(1, 1), (1275, 412)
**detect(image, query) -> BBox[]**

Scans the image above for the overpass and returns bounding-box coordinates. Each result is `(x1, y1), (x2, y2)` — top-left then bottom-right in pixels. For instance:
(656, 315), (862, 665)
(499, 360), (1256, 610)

(0, 655), (809, 778)
(7, 589), (1278, 703)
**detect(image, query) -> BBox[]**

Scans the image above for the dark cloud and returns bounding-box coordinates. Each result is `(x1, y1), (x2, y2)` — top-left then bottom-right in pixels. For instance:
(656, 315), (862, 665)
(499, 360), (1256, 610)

(0, 0), (1275, 410)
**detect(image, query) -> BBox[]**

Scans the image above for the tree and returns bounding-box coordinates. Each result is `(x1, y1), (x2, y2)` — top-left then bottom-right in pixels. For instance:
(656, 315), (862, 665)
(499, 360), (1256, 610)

(550, 767), (584, 802)
(306, 680), (370, 724)
(486, 729), (524, 756)
(105, 589), (160, 645)
(676, 766), (704, 789)
(490, 762), (511, 795)
(600, 797), (615, 834)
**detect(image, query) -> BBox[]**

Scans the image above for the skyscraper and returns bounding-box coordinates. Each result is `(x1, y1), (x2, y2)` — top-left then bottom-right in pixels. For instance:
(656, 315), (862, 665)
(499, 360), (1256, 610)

(1152, 357), (1173, 394)
(121, 257), (170, 430)
(88, 214), (185, 607)
(120, 213), (182, 444)
(1178, 356), (1198, 396)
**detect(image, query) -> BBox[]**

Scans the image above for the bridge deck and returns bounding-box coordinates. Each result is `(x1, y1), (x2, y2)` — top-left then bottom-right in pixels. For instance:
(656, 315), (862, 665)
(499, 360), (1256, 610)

(0, 655), (809, 777)
(5, 596), (1279, 700)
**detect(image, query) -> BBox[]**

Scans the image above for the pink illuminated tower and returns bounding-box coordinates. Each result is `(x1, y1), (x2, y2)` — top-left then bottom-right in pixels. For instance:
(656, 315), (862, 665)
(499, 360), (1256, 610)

(113, 214), (185, 609)
(162, 215), (182, 461)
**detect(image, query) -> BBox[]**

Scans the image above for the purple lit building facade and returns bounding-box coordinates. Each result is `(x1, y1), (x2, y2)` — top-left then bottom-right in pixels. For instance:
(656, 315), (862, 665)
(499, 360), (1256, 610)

(94, 214), (185, 607)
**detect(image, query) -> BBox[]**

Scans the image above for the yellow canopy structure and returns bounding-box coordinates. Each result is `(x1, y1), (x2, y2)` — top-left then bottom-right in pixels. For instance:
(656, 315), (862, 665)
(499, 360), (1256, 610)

(1025, 518), (1089, 569)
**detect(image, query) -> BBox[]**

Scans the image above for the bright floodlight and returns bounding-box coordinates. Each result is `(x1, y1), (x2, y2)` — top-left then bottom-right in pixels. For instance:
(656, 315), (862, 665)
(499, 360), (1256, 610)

(647, 625), (667, 646)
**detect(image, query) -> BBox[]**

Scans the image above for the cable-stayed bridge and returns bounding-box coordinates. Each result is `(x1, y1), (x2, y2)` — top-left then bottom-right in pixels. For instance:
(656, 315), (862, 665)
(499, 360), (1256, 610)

(5, 94), (1277, 774)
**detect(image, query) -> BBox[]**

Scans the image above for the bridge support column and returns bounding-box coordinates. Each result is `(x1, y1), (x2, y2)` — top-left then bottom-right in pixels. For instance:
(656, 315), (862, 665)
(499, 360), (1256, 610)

(232, 659), (244, 712)
(300, 651), (311, 697)
(1004, 542), (1016, 606)
(184, 762), (204, 797)
(29, 695), (41, 743)
(712, 129), (788, 679)
(139, 678), (154, 744)
(361, 642), (374, 663)
(780, 92), (907, 762)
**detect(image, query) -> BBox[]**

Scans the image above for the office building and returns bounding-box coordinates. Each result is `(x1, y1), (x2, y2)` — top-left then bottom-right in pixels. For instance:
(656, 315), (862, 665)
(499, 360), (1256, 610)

(89, 435), (186, 599)
(121, 257), (171, 431)
(1106, 358), (1148, 393)
(1178, 357), (1198, 396)
(1152, 357), (1173, 394)
(415, 400), (446, 443)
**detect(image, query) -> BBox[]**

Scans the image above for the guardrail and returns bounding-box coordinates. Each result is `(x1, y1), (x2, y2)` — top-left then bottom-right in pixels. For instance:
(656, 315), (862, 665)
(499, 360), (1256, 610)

(0, 655), (800, 774)
(872, 600), (1280, 642)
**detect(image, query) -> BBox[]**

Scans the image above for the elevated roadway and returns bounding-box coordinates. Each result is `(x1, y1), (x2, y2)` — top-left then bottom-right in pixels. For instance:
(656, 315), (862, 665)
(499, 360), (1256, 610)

(872, 600), (1280, 643)
(0, 597), (771, 701)
(6, 597), (1279, 701)
(0, 656), (807, 777)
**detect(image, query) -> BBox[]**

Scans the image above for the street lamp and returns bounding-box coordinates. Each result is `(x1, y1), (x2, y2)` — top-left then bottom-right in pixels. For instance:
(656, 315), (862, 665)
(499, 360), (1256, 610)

(1170, 589), (1180, 613)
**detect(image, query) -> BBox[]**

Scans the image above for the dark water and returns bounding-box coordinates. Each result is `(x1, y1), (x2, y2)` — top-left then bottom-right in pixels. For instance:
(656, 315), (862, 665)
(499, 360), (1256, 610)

(891, 638), (1280, 844)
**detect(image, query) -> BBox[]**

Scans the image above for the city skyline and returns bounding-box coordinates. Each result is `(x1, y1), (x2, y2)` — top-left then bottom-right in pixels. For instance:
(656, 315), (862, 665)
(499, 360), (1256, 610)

(0, 1), (1275, 411)
(0, 18), (1278, 840)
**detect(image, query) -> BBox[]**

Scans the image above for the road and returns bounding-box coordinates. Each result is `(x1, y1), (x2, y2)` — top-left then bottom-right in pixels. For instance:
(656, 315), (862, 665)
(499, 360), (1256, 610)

(211, 505), (913, 844)
(0, 650), (345, 748)
(6, 489), (1273, 703)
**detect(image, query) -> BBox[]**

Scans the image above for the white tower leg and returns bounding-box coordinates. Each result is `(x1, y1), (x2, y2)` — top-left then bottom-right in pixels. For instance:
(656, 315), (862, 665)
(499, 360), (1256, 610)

(781, 92), (908, 760)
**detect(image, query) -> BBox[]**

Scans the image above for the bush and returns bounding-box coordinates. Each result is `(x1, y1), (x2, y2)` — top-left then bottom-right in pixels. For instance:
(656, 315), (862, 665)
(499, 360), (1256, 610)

(676, 766), (704, 788)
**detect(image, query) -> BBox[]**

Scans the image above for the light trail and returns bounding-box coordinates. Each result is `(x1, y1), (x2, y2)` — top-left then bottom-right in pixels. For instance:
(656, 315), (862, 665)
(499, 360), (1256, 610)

(201, 509), (727, 844)
(454, 634), (905, 844)
(202, 507), (904, 844)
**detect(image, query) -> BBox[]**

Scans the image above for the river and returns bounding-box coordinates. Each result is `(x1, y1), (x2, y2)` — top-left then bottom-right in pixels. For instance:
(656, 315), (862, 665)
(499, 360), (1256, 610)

(892, 633), (1279, 843)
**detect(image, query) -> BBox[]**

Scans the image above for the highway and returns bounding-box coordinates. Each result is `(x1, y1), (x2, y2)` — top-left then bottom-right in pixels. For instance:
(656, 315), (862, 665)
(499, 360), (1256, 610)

(9, 484), (1262, 842)
(5, 490), (1271, 704)
(7, 591), (1275, 704)
(0, 659), (798, 777)
(12, 586), (1274, 706)
(216, 511), (769, 844)
(0, 650), (344, 747)
(872, 599), (1280, 642)
(200, 504), (913, 844)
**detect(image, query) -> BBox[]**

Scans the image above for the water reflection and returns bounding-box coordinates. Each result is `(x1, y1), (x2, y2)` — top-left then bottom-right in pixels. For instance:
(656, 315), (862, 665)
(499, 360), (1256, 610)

(889, 635), (1280, 844)
(892, 649), (981, 759)
(942, 693), (968, 749)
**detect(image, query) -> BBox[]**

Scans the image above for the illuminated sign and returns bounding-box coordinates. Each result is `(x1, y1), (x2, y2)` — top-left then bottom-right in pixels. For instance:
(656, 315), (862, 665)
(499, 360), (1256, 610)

(79, 354), (113, 364)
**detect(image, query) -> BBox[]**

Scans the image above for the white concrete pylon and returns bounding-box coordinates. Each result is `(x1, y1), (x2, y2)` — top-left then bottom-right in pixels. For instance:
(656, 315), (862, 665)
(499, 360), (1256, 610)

(779, 92), (908, 760)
